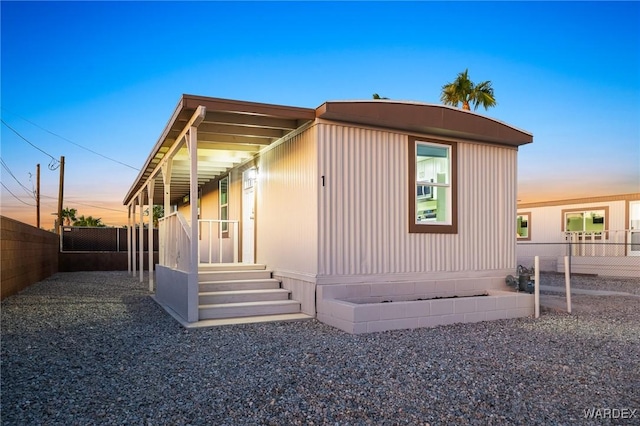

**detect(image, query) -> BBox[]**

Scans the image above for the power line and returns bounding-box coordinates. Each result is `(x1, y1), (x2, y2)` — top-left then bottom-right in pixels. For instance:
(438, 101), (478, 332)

(1, 181), (35, 206)
(40, 194), (126, 213)
(1, 109), (139, 171)
(0, 157), (36, 199)
(1, 119), (60, 170)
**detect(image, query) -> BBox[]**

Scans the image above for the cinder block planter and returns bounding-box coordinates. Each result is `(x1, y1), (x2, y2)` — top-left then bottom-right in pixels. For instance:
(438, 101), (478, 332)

(317, 289), (534, 334)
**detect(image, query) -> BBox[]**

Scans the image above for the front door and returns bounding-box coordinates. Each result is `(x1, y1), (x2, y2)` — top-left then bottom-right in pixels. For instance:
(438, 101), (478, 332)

(629, 201), (640, 256)
(242, 168), (257, 263)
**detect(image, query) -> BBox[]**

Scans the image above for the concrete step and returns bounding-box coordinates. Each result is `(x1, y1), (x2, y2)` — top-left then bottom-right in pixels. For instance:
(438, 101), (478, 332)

(181, 313), (314, 329)
(199, 300), (301, 320)
(199, 263), (266, 272)
(199, 289), (291, 305)
(199, 278), (282, 293)
(198, 269), (273, 282)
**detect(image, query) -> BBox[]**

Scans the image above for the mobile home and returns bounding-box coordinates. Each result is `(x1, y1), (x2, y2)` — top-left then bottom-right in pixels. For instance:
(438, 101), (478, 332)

(124, 94), (535, 333)
(517, 193), (640, 277)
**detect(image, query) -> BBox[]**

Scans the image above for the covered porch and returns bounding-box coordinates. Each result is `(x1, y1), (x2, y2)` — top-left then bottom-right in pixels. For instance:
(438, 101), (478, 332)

(123, 94), (315, 324)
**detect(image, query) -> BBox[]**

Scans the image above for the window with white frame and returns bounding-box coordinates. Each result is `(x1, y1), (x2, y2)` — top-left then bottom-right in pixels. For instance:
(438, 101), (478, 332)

(219, 176), (229, 234)
(408, 137), (457, 233)
(562, 208), (607, 234)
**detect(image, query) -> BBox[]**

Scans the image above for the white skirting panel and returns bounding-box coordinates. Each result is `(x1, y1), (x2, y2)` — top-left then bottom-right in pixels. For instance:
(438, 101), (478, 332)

(155, 266), (189, 321)
(273, 272), (317, 316)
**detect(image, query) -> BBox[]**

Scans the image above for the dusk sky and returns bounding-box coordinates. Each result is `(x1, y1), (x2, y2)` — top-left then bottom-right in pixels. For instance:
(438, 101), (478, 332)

(1, 1), (639, 229)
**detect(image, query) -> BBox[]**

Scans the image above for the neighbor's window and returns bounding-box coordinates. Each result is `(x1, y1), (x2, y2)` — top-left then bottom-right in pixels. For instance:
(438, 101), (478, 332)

(219, 176), (229, 234)
(408, 137), (457, 234)
(517, 212), (531, 240)
(562, 208), (607, 234)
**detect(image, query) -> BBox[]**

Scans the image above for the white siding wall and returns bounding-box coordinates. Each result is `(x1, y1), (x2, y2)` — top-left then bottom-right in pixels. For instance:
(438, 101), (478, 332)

(517, 199), (632, 271)
(317, 122), (518, 280)
(256, 127), (318, 276)
(521, 200), (628, 243)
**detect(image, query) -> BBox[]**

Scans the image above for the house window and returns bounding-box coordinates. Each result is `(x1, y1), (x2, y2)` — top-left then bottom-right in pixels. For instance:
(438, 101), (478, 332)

(408, 137), (457, 234)
(562, 207), (608, 234)
(517, 212), (531, 240)
(219, 176), (229, 234)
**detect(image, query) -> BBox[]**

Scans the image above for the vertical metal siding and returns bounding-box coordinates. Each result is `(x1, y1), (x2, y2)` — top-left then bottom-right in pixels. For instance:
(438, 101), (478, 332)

(523, 200), (628, 243)
(257, 128), (318, 275)
(318, 122), (518, 277)
(459, 142), (518, 270)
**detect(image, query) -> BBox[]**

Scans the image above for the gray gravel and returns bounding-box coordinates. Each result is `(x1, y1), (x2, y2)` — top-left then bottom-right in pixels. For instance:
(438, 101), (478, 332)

(2, 271), (639, 425)
(538, 271), (640, 296)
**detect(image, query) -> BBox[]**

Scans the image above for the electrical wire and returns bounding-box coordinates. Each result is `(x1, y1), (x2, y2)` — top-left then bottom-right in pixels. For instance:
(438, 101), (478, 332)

(0, 157), (36, 199)
(1, 119), (60, 170)
(40, 194), (126, 213)
(1, 181), (35, 206)
(1, 109), (139, 171)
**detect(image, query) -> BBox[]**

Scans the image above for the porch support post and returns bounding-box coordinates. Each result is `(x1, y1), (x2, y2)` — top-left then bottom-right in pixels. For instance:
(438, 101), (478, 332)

(187, 125), (199, 322)
(147, 179), (155, 292)
(132, 200), (137, 278)
(161, 161), (173, 219)
(138, 192), (144, 283)
(127, 203), (132, 275)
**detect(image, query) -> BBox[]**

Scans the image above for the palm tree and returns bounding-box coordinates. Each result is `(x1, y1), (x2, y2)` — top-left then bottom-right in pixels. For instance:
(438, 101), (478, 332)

(73, 215), (106, 227)
(144, 205), (164, 227)
(440, 69), (496, 111)
(61, 207), (77, 226)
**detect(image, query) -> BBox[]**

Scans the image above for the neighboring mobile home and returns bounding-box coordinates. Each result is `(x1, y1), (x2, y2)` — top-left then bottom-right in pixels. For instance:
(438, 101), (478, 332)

(517, 193), (640, 277)
(124, 94), (534, 333)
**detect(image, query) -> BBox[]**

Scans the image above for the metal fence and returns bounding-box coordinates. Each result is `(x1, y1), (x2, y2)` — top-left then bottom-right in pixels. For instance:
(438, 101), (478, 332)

(517, 240), (640, 278)
(60, 227), (159, 252)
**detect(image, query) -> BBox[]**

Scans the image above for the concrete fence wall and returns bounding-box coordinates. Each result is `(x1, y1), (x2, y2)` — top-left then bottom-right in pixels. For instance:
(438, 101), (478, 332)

(1, 216), (59, 300)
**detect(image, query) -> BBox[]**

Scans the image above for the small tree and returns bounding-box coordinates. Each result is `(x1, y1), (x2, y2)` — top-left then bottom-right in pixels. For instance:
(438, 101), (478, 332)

(73, 215), (106, 227)
(372, 93), (389, 99)
(61, 207), (77, 226)
(149, 205), (164, 228)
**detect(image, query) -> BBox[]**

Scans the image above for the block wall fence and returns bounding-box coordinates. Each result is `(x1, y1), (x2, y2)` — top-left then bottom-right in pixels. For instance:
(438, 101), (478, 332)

(1, 216), (59, 300)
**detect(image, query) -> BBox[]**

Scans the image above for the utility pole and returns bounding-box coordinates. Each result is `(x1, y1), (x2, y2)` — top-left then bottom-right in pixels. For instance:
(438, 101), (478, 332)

(36, 163), (41, 228)
(56, 156), (65, 234)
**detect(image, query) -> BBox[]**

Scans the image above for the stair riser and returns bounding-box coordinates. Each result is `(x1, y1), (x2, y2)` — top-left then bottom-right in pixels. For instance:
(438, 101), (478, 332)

(200, 292), (290, 304)
(199, 264), (266, 272)
(199, 281), (281, 292)
(199, 271), (273, 282)
(199, 303), (301, 320)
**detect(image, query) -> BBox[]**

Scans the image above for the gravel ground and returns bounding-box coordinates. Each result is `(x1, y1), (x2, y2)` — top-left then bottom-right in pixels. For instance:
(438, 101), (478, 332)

(539, 272), (640, 296)
(2, 271), (639, 426)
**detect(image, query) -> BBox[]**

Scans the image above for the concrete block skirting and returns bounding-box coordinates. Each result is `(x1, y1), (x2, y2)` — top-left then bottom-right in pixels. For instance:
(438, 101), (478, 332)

(316, 278), (534, 334)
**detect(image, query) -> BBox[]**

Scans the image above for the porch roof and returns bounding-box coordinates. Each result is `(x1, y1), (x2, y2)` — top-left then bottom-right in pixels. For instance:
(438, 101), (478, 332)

(123, 94), (316, 206)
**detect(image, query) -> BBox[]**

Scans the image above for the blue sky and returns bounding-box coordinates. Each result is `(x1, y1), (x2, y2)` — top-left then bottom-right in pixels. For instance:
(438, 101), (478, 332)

(1, 1), (639, 228)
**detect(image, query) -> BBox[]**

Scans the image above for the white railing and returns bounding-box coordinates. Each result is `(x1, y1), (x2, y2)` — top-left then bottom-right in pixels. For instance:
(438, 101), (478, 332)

(158, 212), (191, 272)
(198, 219), (239, 264)
(564, 230), (632, 257)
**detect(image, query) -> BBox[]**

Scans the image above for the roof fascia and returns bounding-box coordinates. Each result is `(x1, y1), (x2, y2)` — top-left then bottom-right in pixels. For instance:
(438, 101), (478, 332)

(316, 100), (533, 147)
(123, 103), (206, 206)
(518, 193), (640, 209)
(123, 96), (187, 205)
